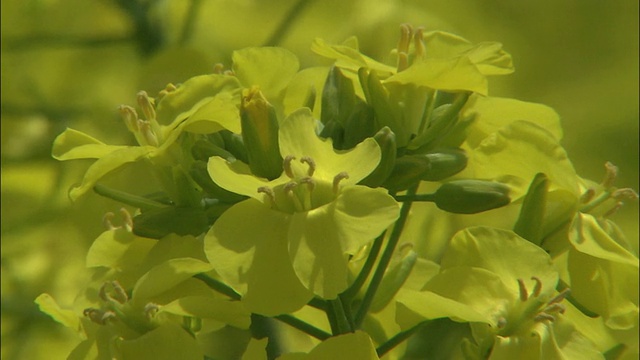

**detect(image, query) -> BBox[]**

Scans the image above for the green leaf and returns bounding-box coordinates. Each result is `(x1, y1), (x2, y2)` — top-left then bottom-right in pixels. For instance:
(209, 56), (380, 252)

(131, 258), (214, 304)
(232, 47), (299, 100)
(160, 295), (251, 329)
(117, 323), (203, 360)
(35, 293), (83, 336)
(52, 128), (125, 160)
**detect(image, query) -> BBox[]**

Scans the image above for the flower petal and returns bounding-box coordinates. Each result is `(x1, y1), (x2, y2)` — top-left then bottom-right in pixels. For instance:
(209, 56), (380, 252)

(207, 156), (289, 201)
(52, 128), (125, 160)
(232, 47), (299, 100)
(279, 108), (381, 184)
(288, 186), (398, 299)
(204, 199), (313, 315)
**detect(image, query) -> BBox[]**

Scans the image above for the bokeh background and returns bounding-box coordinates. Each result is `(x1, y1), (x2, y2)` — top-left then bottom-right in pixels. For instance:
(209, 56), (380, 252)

(2, 0), (637, 358)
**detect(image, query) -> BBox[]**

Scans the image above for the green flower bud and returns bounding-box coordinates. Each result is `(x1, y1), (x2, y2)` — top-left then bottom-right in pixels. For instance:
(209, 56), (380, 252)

(382, 155), (430, 192)
(434, 179), (510, 214)
(319, 119), (345, 149)
(219, 130), (248, 164)
(420, 148), (468, 181)
(240, 86), (283, 180)
(409, 92), (470, 152)
(514, 173), (549, 245)
(132, 206), (209, 239)
(341, 100), (376, 150)
(321, 66), (356, 126)
(360, 126), (397, 187)
(359, 68), (407, 146)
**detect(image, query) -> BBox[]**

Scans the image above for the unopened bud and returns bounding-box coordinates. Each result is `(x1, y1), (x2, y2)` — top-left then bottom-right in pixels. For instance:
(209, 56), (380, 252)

(360, 127), (397, 187)
(419, 148), (467, 181)
(433, 179), (510, 214)
(240, 86), (283, 180)
(382, 155), (430, 192)
(321, 66), (356, 127)
(341, 101), (376, 150)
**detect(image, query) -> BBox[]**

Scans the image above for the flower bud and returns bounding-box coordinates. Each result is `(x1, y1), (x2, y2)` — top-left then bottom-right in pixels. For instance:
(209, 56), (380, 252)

(240, 86), (283, 179)
(360, 127), (397, 187)
(321, 66), (356, 127)
(191, 139), (236, 162)
(319, 119), (345, 149)
(409, 92), (470, 152)
(219, 130), (248, 164)
(189, 161), (246, 203)
(382, 155), (430, 192)
(514, 173), (548, 245)
(341, 100), (376, 150)
(420, 148), (467, 181)
(434, 179), (510, 214)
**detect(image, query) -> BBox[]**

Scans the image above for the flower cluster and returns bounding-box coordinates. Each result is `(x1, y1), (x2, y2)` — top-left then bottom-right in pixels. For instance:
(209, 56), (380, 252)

(40, 24), (637, 359)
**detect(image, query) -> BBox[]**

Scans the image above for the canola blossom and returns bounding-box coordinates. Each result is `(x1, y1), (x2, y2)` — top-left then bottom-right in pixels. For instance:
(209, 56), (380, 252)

(37, 24), (638, 360)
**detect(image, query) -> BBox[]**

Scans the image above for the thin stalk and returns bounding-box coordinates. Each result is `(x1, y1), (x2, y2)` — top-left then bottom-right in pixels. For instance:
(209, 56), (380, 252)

(327, 298), (352, 335)
(376, 321), (428, 357)
(308, 297), (327, 310)
(263, 0), (313, 46)
(275, 314), (331, 340)
(193, 274), (241, 300)
(179, 0), (202, 45)
(93, 184), (168, 211)
(354, 184), (418, 328)
(580, 190), (612, 213)
(341, 231), (386, 300)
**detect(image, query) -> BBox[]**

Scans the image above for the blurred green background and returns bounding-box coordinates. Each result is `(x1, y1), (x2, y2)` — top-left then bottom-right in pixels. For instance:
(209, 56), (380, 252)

(2, 0), (637, 358)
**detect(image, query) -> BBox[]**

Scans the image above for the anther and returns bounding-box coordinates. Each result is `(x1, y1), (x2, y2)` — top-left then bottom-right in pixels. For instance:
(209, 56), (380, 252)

(531, 277), (542, 298)
(602, 162), (618, 188)
(111, 281), (129, 304)
(258, 186), (276, 205)
(496, 317), (507, 329)
(300, 156), (316, 177)
(136, 91), (156, 122)
(118, 105), (139, 133)
(283, 155), (296, 179)
(333, 172), (349, 193)
(144, 303), (160, 319)
(612, 188), (639, 201)
(213, 63), (225, 74)
(603, 201), (623, 217)
(103, 212), (117, 231)
(120, 208), (133, 232)
(397, 24), (413, 71)
(543, 303), (566, 315)
(517, 278), (529, 302)
(158, 83), (177, 99)
(580, 188), (596, 204)
(533, 313), (556, 322)
(413, 27), (426, 61)
(547, 288), (570, 305)
(84, 308), (107, 325)
(138, 120), (159, 147)
(101, 311), (117, 323)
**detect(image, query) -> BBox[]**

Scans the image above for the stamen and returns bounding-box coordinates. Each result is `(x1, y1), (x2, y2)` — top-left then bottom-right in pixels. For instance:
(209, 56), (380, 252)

(580, 188), (596, 204)
(603, 201), (623, 218)
(612, 188), (639, 201)
(111, 281), (129, 304)
(158, 83), (177, 99)
(144, 303), (160, 319)
(300, 177), (315, 209)
(120, 208), (133, 232)
(413, 27), (426, 61)
(543, 303), (566, 315)
(138, 120), (159, 147)
(213, 63), (225, 74)
(602, 162), (618, 188)
(284, 181), (303, 211)
(118, 105), (139, 132)
(533, 313), (556, 322)
(283, 155), (296, 179)
(101, 311), (117, 323)
(136, 91), (156, 122)
(547, 288), (571, 305)
(333, 172), (349, 193)
(84, 308), (110, 325)
(397, 24), (412, 71)
(258, 186), (276, 207)
(531, 277), (542, 297)
(496, 317), (507, 329)
(103, 212), (117, 230)
(517, 278), (529, 302)
(300, 156), (316, 177)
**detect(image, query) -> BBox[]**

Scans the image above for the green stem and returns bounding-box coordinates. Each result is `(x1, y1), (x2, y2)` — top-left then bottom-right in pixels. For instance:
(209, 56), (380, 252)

(354, 184), (418, 328)
(179, 0), (202, 45)
(308, 297), (327, 311)
(193, 274), (241, 301)
(327, 298), (352, 335)
(93, 184), (168, 211)
(341, 231), (386, 300)
(376, 321), (428, 357)
(275, 314), (331, 340)
(263, 0), (313, 46)
(394, 193), (436, 202)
